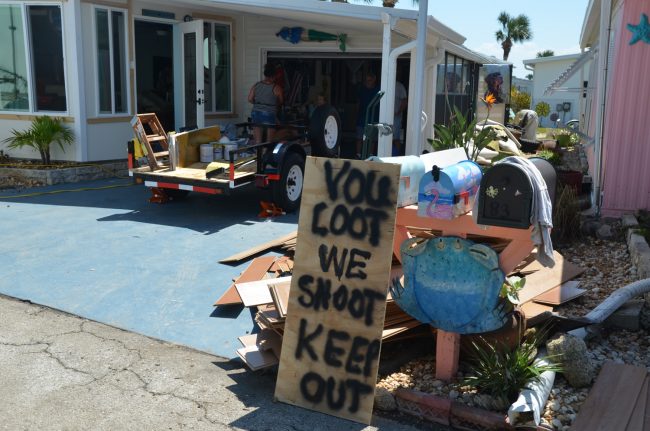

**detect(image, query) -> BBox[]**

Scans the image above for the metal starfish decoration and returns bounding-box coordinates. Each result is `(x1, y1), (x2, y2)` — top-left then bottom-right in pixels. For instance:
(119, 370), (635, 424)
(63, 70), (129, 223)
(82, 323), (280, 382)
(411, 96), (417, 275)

(627, 13), (650, 45)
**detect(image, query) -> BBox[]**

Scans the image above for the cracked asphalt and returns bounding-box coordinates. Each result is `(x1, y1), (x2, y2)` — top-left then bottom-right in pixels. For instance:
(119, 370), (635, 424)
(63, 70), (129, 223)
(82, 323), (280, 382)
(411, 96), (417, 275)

(0, 295), (425, 431)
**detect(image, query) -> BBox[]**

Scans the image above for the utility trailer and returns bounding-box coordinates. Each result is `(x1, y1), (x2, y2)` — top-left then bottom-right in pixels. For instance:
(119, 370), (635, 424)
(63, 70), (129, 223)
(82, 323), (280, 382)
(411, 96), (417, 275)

(128, 105), (341, 211)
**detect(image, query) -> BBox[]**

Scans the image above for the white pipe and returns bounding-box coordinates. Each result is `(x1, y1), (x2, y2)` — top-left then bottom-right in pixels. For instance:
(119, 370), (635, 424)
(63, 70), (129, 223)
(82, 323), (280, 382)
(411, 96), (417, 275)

(378, 36), (417, 157)
(592, 0), (612, 214)
(408, 0), (428, 156)
(378, 12), (394, 157)
(508, 349), (556, 427)
(570, 278), (650, 339)
(424, 49), (444, 147)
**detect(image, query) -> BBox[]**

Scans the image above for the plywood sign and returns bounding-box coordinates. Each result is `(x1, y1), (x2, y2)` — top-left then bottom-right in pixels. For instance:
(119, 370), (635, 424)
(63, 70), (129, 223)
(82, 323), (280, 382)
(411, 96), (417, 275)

(275, 157), (400, 424)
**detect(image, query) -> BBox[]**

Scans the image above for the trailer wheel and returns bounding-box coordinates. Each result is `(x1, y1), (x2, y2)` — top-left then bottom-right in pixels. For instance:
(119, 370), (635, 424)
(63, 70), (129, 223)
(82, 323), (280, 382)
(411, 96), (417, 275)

(272, 152), (305, 212)
(309, 105), (341, 158)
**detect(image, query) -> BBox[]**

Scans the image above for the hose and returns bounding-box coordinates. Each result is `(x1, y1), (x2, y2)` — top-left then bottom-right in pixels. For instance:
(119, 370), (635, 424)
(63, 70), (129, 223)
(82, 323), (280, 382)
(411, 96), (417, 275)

(0, 183), (133, 199)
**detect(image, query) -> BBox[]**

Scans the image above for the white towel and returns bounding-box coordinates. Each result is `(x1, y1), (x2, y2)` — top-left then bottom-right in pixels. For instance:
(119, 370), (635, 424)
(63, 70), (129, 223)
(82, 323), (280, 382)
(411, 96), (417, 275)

(498, 156), (555, 268)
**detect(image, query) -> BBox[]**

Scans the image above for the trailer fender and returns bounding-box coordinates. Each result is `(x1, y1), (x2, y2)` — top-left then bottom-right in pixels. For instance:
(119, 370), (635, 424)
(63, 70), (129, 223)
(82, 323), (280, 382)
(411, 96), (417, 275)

(262, 141), (307, 179)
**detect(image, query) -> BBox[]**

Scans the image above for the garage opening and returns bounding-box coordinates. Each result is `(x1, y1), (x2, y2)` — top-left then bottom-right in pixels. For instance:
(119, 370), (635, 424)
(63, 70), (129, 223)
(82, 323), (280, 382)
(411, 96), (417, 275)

(267, 52), (409, 158)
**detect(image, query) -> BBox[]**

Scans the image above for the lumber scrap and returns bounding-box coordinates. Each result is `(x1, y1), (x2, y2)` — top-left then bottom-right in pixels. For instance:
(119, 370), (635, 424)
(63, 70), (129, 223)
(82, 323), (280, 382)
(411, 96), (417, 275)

(213, 256), (276, 306)
(532, 280), (586, 306)
(219, 231), (297, 264)
(572, 362), (648, 431)
(235, 276), (292, 307)
(517, 252), (586, 304)
(625, 375), (649, 431)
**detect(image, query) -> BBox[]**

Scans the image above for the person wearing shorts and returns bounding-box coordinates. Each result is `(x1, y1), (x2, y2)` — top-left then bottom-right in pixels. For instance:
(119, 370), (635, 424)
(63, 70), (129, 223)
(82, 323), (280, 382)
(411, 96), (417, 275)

(248, 64), (283, 143)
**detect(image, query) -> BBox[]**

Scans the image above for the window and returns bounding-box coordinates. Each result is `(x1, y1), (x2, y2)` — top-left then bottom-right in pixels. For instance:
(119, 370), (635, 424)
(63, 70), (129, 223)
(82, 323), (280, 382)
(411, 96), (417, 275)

(94, 7), (128, 115)
(435, 52), (478, 126)
(0, 3), (67, 113)
(203, 22), (232, 114)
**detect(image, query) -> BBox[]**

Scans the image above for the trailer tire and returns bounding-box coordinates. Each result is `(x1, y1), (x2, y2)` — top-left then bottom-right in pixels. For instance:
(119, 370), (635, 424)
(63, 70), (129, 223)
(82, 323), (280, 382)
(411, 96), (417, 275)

(272, 152), (305, 212)
(309, 105), (341, 158)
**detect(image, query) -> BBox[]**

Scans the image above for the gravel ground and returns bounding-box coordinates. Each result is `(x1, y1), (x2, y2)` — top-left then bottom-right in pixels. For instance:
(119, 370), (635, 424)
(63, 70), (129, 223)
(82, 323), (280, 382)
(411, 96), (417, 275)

(377, 234), (649, 430)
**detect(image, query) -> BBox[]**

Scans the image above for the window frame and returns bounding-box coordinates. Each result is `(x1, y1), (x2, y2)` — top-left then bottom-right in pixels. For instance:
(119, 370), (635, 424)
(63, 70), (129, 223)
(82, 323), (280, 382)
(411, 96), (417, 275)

(203, 20), (233, 115)
(0, 1), (69, 115)
(91, 4), (130, 117)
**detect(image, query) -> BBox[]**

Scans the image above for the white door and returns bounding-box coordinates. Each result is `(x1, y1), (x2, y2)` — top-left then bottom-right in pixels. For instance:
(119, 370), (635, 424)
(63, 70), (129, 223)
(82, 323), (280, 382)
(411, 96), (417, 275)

(174, 20), (204, 129)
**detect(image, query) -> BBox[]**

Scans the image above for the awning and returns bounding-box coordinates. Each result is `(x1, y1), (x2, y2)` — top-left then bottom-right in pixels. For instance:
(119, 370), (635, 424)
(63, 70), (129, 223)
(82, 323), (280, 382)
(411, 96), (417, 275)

(544, 49), (595, 95)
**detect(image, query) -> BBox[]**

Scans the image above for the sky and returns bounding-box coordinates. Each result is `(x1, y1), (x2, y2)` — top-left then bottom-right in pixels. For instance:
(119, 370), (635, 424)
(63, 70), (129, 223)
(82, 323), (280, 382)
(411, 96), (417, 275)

(360, 0), (590, 78)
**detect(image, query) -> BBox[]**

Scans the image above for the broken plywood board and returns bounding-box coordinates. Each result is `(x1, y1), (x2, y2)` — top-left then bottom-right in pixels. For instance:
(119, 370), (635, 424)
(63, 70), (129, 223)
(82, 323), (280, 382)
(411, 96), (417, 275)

(572, 362), (648, 431)
(214, 256), (276, 306)
(235, 276), (292, 307)
(518, 252), (586, 304)
(520, 301), (554, 326)
(219, 231), (297, 264)
(532, 280), (586, 306)
(275, 158), (400, 425)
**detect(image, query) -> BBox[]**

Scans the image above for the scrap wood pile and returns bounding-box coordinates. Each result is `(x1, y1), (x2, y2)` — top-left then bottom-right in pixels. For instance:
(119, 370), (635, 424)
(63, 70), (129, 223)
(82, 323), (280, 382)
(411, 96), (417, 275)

(214, 231), (589, 371)
(214, 231), (425, 371)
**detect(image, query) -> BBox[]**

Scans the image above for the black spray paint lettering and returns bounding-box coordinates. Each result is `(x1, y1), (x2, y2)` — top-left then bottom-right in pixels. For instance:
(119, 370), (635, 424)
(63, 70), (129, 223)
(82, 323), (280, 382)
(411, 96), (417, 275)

(300, 372), (374, 414)
(297, 275), (385, 326)
(318, 245), (371, 281)
(311, 204), (388, 247)
(323, 160), (393, 208)
(294, 319), (382, 378)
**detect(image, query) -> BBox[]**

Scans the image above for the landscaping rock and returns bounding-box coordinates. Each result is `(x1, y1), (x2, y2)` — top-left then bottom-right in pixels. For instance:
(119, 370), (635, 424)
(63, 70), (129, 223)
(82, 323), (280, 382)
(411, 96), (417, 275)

(596, 224), (614, 240)
(621, 214), (639, 229)
(374, 387), (397, 411)
(640, 302), (650, 331)
(604, 300), (644, 331)
(546, 334), (594, 388)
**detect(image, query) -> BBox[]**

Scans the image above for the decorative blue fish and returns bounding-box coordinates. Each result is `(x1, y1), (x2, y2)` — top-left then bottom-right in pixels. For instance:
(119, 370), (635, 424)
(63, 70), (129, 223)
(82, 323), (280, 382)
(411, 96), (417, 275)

(390, 236), (507, 334)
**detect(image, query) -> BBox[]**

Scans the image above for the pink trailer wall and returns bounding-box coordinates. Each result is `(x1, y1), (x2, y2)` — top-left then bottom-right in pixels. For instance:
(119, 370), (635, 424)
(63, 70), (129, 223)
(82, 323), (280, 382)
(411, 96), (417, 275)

(601, 0), (650, 216)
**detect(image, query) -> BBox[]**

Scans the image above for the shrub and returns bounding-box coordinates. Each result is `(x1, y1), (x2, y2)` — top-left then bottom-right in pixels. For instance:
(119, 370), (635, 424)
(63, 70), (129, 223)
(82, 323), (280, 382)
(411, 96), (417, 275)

(510, 88), (531, 113)
(2, 116), (74, 164)
(552, 184), (582, 244)
(534, 101), (550, 118)
(464, 331), (561, 403)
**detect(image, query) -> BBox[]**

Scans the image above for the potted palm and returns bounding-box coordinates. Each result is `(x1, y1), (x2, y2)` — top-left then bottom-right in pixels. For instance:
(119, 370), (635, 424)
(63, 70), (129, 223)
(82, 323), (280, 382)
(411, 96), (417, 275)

(3, 116), (74, 165)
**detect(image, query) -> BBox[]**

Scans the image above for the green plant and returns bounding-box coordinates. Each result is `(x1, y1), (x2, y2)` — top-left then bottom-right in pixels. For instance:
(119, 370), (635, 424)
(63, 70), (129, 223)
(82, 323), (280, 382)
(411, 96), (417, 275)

(537, 149), (562, 167)
(428, 97), (498, 162)
(464, 331), (561, 403)
(510, 87), (531, 113)
(2, 116), (74, 164)
(534, 101), (550, 118)
(500, 276), (525, 307)
(536, 50), (555, 57)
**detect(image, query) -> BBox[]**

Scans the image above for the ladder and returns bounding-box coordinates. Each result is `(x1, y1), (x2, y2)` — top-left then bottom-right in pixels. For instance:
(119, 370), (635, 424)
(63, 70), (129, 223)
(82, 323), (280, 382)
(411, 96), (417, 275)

(131, 113), (169, 170)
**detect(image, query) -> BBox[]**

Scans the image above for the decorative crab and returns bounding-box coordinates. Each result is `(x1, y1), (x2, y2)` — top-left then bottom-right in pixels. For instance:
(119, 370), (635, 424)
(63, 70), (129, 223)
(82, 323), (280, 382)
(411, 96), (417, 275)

(390, 236), (508, 334)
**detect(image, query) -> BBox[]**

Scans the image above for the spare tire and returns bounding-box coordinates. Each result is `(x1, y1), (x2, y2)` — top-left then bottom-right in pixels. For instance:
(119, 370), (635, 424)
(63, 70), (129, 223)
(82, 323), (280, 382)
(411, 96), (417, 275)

(309, 105), (341, 158)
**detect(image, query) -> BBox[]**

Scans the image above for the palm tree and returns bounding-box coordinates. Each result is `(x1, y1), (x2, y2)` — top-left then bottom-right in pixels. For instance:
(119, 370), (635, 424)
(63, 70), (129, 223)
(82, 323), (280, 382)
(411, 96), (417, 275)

(495, 12), (532, 61)
(536, 50), (555, 58)
(3, 116), (74, 164)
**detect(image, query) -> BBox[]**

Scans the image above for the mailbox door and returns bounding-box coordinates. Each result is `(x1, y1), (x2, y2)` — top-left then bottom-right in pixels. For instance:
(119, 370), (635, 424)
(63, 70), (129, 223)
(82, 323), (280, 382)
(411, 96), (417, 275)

(477, 165), (534, 229)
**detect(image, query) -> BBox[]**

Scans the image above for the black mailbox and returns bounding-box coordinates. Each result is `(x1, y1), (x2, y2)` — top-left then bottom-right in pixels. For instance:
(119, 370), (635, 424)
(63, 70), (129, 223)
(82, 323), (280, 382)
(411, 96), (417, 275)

(477, 158), (556, 229)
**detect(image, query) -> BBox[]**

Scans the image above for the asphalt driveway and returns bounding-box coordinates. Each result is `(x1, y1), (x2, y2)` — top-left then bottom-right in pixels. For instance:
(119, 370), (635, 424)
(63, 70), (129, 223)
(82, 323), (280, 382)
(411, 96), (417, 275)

(0, 178), (298, 358)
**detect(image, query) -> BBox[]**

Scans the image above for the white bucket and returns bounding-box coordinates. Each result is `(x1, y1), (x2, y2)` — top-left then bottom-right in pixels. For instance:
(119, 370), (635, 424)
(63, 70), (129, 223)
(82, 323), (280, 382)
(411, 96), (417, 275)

(221, 143), (238, 161)
(200, 144), (214, 163)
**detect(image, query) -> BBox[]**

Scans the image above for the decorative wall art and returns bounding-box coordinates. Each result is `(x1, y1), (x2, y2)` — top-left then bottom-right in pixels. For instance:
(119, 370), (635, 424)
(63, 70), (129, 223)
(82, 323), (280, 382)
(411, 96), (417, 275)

(276, 27), (347, 52)
(627, 13), (650, 45)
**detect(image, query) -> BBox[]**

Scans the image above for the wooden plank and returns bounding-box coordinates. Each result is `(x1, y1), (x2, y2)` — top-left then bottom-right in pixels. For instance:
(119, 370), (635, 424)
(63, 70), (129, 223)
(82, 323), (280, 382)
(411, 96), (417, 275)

(235, 276), (292, 307)
(518, 253), (586, 304)
(219, 231), (298, 264)
(532, 280), (586, 305)
(275, 157), (401, 425)
(572, 362), (647, 431)
(520, 301), (554, 326)
(236, 345), (278, 371)
(214, 256), (276, 306)
(626, 376), (649, 431)
(269, 279), (291, 318)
